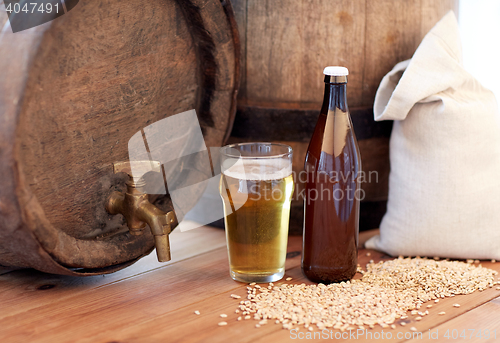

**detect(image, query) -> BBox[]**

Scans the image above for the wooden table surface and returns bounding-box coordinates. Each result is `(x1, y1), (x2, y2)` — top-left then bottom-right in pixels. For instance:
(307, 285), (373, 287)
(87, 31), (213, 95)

(1, 223), (499, 343)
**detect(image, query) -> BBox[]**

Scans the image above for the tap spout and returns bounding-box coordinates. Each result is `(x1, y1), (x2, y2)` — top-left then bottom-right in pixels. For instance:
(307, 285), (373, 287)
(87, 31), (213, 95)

(106, 190), (176, 262)
(136, 202), (176, 262)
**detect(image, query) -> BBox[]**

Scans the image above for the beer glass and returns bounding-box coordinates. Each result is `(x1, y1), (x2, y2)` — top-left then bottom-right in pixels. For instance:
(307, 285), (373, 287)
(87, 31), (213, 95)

(219, 143), (294, 283)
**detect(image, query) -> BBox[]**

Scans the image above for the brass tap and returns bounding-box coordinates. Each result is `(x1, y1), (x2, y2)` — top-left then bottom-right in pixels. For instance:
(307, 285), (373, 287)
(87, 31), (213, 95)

(106, 161), (176, 262)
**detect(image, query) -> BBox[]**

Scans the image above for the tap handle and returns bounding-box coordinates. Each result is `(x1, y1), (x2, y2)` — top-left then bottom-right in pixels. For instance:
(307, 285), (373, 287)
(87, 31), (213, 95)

(112, 161), (162, 183)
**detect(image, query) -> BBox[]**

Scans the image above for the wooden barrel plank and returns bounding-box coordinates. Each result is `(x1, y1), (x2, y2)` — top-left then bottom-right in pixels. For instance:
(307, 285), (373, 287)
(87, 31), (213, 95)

(0, 0), (239, 275)
(235, 0), (458, 108)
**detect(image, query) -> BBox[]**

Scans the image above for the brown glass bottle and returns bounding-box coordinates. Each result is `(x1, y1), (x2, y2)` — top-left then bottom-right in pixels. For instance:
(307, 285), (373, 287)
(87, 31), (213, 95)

(302, 67), (361, 284)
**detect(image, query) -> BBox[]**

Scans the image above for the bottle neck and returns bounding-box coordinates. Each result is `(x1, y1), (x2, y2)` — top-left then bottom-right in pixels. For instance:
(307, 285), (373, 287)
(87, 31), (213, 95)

(322, 83), (348, 113)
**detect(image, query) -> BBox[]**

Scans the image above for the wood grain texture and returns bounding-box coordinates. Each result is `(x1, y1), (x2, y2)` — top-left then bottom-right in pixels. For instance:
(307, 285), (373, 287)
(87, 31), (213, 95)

(362, 0), (421, 108)
(0, 0), (239, 274)
(0, 224), (226, 320)
(230, 0), (247, 100)
(0, 267), (15, 276)
(2, 228), (498, 343)
(246, 0), (303, 103)
(235, 0), (458, 108)
(301, 0), (366, 106)
(405, 296), (500, 343)
(420, 0), (459, 38)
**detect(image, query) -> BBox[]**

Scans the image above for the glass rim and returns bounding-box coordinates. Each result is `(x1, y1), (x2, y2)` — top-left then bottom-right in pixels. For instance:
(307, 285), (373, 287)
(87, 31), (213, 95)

(220, 142), (293, 159)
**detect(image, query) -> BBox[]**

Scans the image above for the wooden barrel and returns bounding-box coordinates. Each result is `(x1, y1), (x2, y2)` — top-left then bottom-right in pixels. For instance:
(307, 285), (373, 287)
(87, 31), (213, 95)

(0, 0), (239, 275)
(228, 0), (459, 234)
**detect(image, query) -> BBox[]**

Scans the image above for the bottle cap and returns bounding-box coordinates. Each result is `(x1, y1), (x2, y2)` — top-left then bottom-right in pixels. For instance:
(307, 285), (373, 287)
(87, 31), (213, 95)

(323, 66), (349, 76)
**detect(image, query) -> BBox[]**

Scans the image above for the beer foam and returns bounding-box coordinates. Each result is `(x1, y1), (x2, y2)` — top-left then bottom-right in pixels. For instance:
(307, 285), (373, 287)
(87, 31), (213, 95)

(222, 158), (292, 181)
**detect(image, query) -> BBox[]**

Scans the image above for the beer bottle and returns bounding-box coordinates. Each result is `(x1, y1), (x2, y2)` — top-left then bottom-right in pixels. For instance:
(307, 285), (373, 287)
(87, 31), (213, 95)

(302, 66), (361, 284)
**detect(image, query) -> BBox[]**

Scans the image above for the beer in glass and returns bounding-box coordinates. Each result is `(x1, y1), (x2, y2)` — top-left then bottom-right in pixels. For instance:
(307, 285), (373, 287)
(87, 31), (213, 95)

(219, 143), (294, 283)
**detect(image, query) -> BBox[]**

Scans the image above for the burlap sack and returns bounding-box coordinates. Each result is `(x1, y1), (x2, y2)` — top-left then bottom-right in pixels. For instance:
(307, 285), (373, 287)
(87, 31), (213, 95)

(365, 12), (500, 259)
